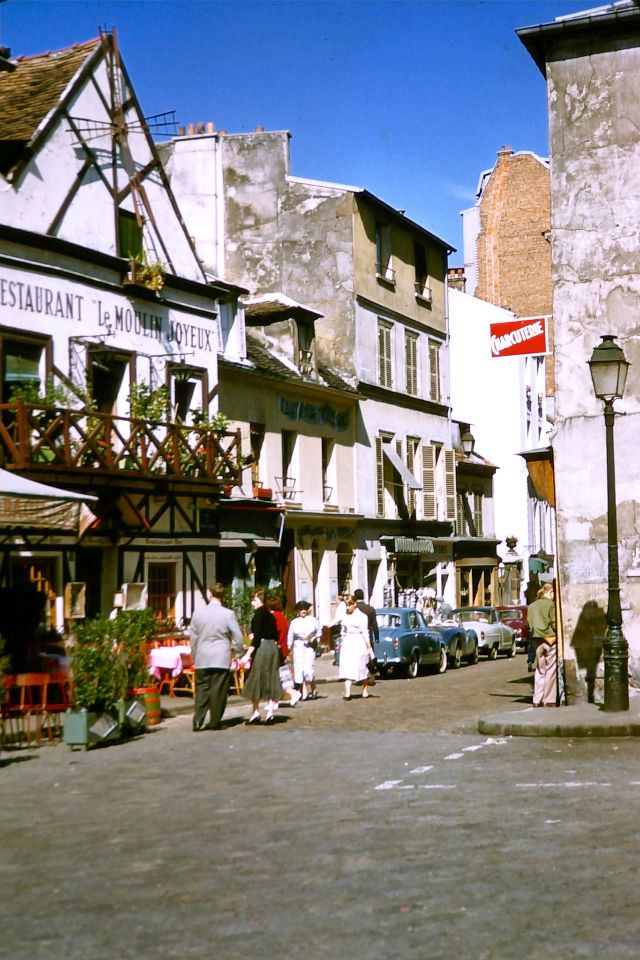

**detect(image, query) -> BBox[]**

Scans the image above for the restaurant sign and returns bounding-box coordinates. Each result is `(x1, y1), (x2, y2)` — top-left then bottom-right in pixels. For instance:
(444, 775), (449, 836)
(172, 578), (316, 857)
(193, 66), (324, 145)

(0, 266), (218, 354)
(490, 316), (549, 359)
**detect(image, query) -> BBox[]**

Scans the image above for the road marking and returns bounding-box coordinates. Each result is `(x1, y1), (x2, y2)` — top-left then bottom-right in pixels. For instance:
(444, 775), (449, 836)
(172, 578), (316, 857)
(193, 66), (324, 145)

(445, 752), (465, 760)
(409, 765), (433, 774)
(515, 782), (612, 789)
(420, 784), (457, 790)
(462, 745), (484, 752)
(375, 780), (404, 791)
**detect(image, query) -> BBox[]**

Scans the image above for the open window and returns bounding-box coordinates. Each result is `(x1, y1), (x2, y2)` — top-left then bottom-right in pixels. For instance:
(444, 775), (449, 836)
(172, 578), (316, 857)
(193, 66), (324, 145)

(0, 332), (50, 403)
(168, 365), (207, 423)
(118, 209), (143, 260)
(89, 348), (133, 415)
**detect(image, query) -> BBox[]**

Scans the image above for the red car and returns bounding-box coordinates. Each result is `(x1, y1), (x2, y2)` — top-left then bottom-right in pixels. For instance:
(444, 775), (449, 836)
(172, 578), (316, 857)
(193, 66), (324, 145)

(496, 605), (529, 650)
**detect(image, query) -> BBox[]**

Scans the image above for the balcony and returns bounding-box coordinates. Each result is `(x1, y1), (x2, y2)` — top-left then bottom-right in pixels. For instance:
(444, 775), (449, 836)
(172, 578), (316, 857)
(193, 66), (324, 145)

(0, 401), (243, 493)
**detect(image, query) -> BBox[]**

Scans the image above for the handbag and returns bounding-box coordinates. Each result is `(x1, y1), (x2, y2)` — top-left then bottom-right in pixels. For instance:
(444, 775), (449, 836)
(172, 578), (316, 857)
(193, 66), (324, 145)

(279, 664), (294, 690)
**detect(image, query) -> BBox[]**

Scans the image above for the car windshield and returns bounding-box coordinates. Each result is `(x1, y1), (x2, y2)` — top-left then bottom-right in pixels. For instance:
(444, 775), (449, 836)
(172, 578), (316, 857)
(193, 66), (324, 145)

(453, 608), (491, 623)
(377, 613), (402, 629)
(498, 611), (518, 622)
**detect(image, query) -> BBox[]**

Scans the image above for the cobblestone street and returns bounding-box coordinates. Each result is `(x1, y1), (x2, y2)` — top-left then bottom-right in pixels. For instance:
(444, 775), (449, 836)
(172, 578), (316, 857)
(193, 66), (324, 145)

(3, 656), (639, 960)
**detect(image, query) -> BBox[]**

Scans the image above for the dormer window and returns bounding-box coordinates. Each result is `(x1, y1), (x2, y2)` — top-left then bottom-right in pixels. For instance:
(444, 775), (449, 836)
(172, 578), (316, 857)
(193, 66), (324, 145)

(296, 321), (316, 377)
(375, 221), (395, 285)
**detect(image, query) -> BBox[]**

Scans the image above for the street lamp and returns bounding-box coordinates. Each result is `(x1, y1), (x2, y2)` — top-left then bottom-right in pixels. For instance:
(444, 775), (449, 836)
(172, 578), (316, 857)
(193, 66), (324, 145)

(461, 430), (475, 456)
(588, 334), (630, 712)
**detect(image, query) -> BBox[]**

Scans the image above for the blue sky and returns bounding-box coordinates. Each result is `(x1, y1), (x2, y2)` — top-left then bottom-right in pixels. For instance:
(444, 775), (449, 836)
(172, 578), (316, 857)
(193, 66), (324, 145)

(2, 0), (585, 257)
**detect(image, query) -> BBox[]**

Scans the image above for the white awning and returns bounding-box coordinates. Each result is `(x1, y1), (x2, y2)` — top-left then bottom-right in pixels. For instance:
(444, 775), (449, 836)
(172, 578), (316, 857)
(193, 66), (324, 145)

(0, 469), (97, 532)
(0, 468), (97, 502)
(382, 444), (421, 489)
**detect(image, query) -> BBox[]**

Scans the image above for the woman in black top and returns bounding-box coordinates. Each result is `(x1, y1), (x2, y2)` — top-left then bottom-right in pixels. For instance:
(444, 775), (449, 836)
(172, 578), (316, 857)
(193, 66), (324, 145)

(241, 589), (283, 724)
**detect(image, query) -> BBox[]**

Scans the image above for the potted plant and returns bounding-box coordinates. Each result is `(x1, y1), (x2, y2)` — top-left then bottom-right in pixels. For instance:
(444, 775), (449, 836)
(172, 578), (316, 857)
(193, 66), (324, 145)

(63, 616), (126, 750)
(125, 253), (166, 293)
(113, 609), (161, 727)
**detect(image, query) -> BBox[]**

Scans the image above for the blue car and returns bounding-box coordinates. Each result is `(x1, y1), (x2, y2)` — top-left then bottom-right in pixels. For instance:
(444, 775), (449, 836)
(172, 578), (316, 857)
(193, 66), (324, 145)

(429, 620), (479, 668)
(374, 608), (448, 678)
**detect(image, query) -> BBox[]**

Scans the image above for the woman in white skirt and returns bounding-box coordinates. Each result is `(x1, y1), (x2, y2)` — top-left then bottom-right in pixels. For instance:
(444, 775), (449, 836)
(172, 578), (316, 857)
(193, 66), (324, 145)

(338, 594), (374, 700)
(287, 600), (320, 701)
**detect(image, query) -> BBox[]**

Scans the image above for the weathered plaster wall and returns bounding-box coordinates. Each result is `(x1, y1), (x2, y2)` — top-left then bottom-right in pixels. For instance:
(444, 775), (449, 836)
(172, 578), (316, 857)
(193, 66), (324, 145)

(221, 133), (357, 377)
(548, 43), (640, 698)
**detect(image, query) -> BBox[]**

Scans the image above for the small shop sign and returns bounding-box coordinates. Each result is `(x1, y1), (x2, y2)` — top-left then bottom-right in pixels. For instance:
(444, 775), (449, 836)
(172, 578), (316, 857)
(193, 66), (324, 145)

(490, 316), (549, 359)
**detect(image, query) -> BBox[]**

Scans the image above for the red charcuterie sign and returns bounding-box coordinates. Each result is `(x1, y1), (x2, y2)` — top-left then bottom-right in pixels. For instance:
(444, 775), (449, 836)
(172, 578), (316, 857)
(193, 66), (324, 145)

(490, 316), (549, 358)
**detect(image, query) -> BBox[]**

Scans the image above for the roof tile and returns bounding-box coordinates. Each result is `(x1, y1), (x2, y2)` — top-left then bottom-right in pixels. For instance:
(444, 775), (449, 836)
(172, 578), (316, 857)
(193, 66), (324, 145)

(0, 38), (100, 144)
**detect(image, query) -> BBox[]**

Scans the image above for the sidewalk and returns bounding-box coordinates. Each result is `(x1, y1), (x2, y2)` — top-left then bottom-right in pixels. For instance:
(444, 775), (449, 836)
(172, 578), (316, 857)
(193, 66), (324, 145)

(477, 696), (640, 737)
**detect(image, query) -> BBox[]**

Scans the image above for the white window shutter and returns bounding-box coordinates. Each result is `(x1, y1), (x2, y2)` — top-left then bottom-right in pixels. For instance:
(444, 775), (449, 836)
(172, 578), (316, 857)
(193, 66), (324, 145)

(445, 448), (457, 520)
(422, 444), (436, 519)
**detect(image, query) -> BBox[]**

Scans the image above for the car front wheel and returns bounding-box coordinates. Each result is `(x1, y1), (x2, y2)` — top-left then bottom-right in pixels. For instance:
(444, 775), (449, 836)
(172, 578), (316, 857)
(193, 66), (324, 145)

(407, 655), (419, 679)
(452, 645), (462, 669)
(437, 647), (448, 674)
(469, 641), (479, 665)
(507, 638), (517, 658)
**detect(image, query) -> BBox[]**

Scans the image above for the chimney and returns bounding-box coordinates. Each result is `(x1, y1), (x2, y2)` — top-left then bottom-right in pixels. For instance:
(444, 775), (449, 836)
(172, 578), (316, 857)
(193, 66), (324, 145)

(187, 123), (195, 136)
(206, 121), (215, 134)
(447, 266), (466, 293)
(255, 126), (265, 133)
(197, 122), (205, 134)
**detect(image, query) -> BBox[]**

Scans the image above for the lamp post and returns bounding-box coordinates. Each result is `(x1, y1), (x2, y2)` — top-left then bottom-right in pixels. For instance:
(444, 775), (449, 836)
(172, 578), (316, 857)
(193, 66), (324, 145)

(588, 335), (630, 712)
(461, 430), (475, 457)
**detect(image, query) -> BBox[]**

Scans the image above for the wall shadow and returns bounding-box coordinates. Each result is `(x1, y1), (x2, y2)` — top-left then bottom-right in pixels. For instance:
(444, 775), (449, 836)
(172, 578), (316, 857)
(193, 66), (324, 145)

(571, 600), (606, 703)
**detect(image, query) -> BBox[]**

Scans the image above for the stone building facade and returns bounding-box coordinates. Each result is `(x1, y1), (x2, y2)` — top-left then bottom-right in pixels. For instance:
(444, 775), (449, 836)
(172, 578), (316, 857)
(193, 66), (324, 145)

(163, 127), (468, 616)
(519, 1), (640, 699)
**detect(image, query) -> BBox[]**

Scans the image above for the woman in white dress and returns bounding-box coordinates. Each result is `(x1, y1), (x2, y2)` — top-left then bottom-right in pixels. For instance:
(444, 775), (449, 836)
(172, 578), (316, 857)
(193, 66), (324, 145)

(287, 600), (320, 701)
(338, 593), (374, 700)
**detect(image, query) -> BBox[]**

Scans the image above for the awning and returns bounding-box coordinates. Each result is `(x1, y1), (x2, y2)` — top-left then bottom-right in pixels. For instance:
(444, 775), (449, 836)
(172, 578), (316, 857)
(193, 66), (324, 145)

(518, 446), (555, 506)
(0, 469), (96, 502)
(381, 536), (452, 561)
(383, 444), (421, 489)
(0, 468), (97, 532)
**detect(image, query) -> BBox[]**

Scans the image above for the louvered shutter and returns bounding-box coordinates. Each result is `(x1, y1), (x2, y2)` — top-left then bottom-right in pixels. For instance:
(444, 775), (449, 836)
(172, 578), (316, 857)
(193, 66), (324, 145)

(429, 341), (440, 401)
(444, 448), (456, 520)
(422, 444), (436, 519)
(375, 436), (385, 517)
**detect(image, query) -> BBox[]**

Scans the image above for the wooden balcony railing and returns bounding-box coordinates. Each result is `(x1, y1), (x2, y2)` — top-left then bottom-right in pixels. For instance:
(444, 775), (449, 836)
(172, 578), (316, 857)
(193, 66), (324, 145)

(0, 401), (242, 487)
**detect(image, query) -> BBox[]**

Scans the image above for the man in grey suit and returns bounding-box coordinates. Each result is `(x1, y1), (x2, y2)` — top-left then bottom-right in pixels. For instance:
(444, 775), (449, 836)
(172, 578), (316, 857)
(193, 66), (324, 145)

(189, 582), (244, 731)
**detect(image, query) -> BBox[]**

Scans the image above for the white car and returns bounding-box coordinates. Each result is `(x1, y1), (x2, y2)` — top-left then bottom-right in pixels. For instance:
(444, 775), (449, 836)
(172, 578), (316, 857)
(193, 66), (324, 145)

(451, 606), (517, 660)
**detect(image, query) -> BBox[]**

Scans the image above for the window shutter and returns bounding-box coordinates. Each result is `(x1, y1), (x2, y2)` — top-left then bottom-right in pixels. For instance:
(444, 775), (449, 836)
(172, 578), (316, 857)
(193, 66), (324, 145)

(429, 341), (440, 401)
(375, 436), (385, 517)
(421, 444), (436, 519)
(445, 448), (456, 520)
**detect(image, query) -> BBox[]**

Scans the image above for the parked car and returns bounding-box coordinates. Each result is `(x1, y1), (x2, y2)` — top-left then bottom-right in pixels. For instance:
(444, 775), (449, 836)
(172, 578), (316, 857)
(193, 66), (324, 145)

(496, 605), (530, 651)
(374, 608), (448, 677)
(451, 606), (517, 660)
(430, 620), (479, 668)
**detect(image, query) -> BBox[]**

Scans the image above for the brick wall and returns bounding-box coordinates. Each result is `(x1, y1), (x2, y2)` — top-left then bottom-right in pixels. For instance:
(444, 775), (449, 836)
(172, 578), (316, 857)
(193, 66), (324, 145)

(475, 147), (553, 394)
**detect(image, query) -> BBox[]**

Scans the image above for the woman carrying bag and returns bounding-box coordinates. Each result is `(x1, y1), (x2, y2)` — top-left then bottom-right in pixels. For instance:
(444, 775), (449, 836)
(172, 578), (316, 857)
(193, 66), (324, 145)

(287, 600), (320, 701)
(240, 589), (283, 724)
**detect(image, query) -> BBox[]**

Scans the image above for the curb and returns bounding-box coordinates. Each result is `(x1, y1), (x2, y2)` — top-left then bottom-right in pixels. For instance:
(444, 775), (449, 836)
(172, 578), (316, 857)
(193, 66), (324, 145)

(478, 706), (640, 738)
